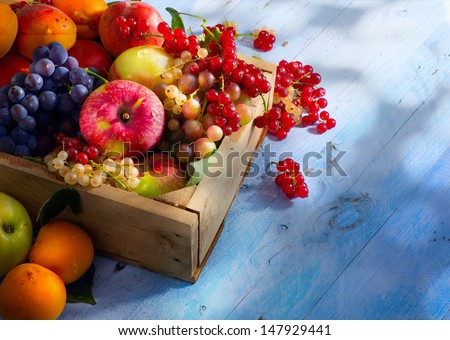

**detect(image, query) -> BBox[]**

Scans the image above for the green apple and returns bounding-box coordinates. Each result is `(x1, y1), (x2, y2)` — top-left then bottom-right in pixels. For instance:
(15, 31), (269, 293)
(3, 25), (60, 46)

(0, 192), (33, 278)
(134, 153), (188, 199)
(108, 45), (174, 91)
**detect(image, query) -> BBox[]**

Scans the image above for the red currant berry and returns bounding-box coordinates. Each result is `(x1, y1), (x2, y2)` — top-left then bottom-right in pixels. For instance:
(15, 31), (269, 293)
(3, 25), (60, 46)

(295, 184), (309, 198)
(316, 122), (328, 134)
(326, 118), (336, 129)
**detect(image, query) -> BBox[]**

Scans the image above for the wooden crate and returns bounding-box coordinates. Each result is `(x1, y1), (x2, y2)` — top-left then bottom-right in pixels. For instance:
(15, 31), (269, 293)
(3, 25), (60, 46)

(0, 56), (275, 282)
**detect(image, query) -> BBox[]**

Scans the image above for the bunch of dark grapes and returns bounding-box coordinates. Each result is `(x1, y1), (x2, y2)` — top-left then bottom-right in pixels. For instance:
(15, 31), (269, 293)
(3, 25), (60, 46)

(0, 42), (101, 157)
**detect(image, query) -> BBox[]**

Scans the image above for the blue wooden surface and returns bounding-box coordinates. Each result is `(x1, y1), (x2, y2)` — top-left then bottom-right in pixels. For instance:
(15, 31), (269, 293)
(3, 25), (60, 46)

(60, 0), (450, 320)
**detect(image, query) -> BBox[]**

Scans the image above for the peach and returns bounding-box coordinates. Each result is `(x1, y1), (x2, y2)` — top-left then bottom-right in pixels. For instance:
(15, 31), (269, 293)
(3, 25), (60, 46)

(99, 1), (164, 58)
(0, 51), (30, 88)
(0, 3), (18, 59)
(0, 263), (66, 320)
(15, 4), (77, 60)
(51, 0), (108, 40)
(29, 220), (94, 284)
(68, 40), (113, 78)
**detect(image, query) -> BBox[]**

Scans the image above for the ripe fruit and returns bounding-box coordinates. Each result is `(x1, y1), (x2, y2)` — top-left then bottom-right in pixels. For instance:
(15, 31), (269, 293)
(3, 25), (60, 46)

(0, 51), (30, 88)
(108, 45), (174, 90)
(51, 0), (108, 40)
(134, 153), (187, 199)
(15, 4), (77, 60)
(0, 192), (33, 278)
(68, 40), (113, 78)
(79, 80), (166, 157)
(0, 263), (66, 320)
(0, 3), (18, 58)
(274, 158), (309, 199)
(29, 220), (94, 284)
(99, 1), (164, 58)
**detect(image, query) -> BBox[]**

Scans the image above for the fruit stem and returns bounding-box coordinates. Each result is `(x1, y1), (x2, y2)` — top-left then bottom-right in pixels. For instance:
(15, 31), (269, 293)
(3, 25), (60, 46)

(3, 224), (14, 234)
(260, 93), (268, 112)
(84, 68), (109, 84)
(89, 160), (130, 191)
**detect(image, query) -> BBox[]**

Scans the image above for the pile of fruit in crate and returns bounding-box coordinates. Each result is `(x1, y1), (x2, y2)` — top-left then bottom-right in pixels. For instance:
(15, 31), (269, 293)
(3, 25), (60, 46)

(0, 0), (336, 201)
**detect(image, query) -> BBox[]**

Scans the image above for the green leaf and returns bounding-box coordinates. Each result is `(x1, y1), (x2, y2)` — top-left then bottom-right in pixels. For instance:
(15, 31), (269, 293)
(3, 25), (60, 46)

(166, 7), (185, 31)
(66, 264), (96, 305)
(186, 152), (220, 187)
(36, 187), (81, 226)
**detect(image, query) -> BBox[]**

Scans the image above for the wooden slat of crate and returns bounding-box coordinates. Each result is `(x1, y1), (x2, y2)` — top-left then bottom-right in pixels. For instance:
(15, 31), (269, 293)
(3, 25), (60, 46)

(0, 154), (199, 282)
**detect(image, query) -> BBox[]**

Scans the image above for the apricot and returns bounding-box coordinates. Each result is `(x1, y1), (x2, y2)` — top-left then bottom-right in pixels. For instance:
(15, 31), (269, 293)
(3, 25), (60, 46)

(0, 3), (18, 59)
(29, 221), (94, 284)
(0, 263), (66, 320)
(15, 4), (77, 60)
(51, 0), (108, 40)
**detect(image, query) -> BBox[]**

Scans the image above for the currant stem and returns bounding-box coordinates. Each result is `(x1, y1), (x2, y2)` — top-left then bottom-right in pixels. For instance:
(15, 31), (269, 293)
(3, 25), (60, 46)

(89, 160), (130, 191)
(84, 68), (109, 84)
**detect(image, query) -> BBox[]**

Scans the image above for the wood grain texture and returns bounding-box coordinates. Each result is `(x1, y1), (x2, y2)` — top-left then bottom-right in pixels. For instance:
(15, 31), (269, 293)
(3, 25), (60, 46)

(3, 0), (447, 320)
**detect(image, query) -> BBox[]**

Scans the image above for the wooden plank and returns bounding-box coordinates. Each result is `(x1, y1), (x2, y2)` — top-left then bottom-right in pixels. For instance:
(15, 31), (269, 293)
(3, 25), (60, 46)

(0, 153), (199, 282)
(186, 55), (276, 262)
(306, 148), (450, 319)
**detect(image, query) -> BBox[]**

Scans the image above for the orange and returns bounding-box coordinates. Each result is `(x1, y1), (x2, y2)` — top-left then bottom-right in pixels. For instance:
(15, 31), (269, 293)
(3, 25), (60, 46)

(0, 263), (66, 320)
(52, 0), (108, 40)
(15, 4), (77, 60)
(0, 3), (18, 58)
(29, 220), (94, 284)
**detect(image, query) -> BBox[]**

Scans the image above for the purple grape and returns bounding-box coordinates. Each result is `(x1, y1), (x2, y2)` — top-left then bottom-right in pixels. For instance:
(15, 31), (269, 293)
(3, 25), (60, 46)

(0, 108), (12, 125)
(0, 136), (15, 153)
(8, 86), (26, 103)
(41, 77), (58, 92)
(70, 84), (89, 103)
(58, 93), (75, 112)
(0, 93), (9, 109)
(69, 67), (89, 86)
(10, 127), (30, 144)
(21, 94), (40, 113)
(49, 45), (68, 65)
(10, 104), (28, 122)
(33, 110), (50, 128)
(62, 56), (79, 71)
(18, 116), (36, 132)
(29, 62), (36, 73)
(52, 66), (70, 84)
(47, 41), (63, 49)
(13, 144), (30, 157)
(11, 72), (27, 87)
(32, 45), (50, 62)
(39, 91), (58, 111)
(0, 125), (7, 138)
(27, 135), (37, 152)
(24, 73), (44, 92)
(35, 58), (56, 78)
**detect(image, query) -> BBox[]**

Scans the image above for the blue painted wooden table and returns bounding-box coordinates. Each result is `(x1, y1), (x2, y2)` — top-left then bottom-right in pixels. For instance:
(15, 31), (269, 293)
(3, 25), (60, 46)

(61, 0), (450, 320)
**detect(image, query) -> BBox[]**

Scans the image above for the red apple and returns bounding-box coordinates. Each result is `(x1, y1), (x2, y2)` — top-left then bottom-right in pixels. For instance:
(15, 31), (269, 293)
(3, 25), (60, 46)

(0, 51), (30, 88)
(134, 153), (188, 199)
(68, 40), (113, 78)
(79, 80), (165, 157)
(98, 1), (164, 58)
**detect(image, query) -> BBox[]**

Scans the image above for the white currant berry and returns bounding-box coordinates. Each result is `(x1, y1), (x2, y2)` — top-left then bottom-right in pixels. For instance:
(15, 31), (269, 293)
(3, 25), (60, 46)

(64, 172), (78, 185)
(52, 157), (65, 170)
(127, 176), (141, 189)
(57, 150), (68, 160)
(78, 173), (91, 187)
